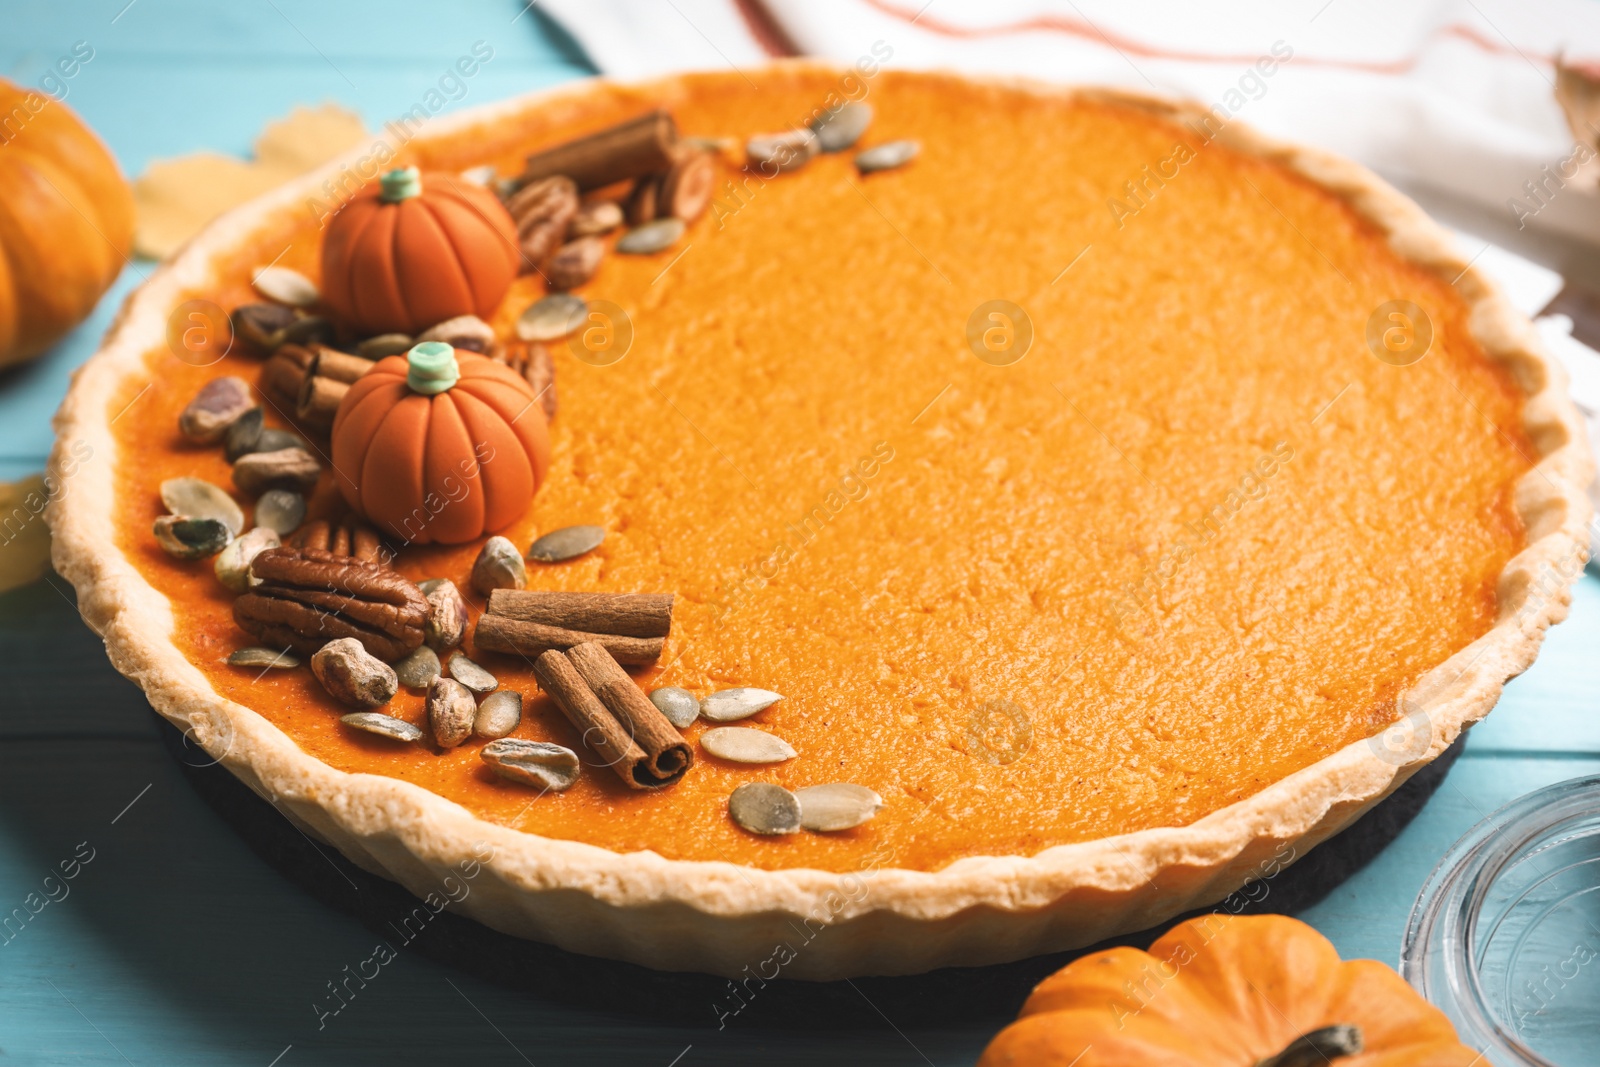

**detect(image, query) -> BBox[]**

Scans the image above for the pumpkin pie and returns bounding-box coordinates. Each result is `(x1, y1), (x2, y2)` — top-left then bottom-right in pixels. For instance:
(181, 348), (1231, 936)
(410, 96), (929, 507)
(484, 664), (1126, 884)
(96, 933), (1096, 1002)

(47, 64), (1592, 979)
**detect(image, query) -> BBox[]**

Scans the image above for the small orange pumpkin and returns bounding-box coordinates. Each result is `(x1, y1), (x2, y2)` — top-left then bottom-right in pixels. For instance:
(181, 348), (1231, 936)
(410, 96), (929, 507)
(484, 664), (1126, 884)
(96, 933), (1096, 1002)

(980, 915), (1480, 1067)
(331, 342), (550, 545)
(320, 167), (518, 337)
(0, 77), (133, 368)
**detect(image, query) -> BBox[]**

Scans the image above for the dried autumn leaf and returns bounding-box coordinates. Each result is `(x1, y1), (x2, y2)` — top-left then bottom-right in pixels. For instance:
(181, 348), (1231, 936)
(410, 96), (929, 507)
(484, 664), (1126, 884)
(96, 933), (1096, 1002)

(133, 103), (367, 259)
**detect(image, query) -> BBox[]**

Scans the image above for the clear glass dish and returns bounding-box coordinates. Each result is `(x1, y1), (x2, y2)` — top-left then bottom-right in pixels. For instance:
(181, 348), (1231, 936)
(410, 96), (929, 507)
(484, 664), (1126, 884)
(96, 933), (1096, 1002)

(1402, 774), (1600, 1066)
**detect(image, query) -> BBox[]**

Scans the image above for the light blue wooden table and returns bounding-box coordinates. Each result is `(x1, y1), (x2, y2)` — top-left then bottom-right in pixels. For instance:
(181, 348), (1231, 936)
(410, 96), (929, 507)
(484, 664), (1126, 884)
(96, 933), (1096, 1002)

(3, 3), (1597, 1063)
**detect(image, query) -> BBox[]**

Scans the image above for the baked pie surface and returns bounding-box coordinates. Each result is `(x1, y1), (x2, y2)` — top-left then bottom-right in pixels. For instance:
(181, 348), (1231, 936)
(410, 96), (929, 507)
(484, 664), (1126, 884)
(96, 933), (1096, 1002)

(50, 66), (1591, 976)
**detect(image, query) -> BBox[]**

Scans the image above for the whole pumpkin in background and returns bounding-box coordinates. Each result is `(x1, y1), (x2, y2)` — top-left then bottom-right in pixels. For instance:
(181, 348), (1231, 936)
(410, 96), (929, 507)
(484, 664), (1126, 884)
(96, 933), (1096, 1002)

(0, 77), (133, 368)
(320, 166), (519, 337)
(980, 915), (1481, 1066)
(331, 342), (549, 545)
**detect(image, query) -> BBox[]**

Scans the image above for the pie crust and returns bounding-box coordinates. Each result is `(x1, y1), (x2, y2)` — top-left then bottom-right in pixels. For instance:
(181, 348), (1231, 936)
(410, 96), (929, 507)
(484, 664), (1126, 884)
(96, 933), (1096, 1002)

(48, 64), (1593, 979)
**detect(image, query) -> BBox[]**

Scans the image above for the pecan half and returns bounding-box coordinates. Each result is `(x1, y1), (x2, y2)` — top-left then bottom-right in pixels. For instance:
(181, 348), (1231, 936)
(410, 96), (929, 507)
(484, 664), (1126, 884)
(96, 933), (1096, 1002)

(233, 547), (427, 661)
(505, 175), (578, 270)
(492, 342), (557, 420)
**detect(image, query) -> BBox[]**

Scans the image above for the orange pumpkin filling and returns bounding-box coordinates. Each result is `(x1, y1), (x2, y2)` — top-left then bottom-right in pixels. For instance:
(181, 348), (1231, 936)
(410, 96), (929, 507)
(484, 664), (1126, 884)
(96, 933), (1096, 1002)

(108, 69), (1529, 873)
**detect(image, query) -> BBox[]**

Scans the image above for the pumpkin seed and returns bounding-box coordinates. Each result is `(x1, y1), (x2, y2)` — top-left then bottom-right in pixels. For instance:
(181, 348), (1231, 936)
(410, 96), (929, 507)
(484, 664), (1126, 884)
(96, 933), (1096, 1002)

(701, 727), (796, 764)
(471, 535), (525, 595)
(448, 653), (498, 694)
(355, 333), (413, 359)
(811, 102), (873, 153)
(569, 200), (623, 238)
(340, 712), (424, 743)
(474, 690), (522, 739)
(516, 294), (588, 342)
(649, 687), (700, 729)
(481, 739), (581, 791)
(227, 646), (300, 669)
(160, 477), (245, 535)
(729, 782), (801, 835)
(746, 129), (818, 174)
(222, 407), (265, 461)
(252, 265), (320, 307)
(214, 527), (281, 592)
(179, 376), (254, 443)
(527, 525), (604, 563)
(795, 783), (883, 831)
(256, 428), (310, 455)
(615, 217), (685, 255)
(394, 645), (442, 688)
(253, 489), (306, 536)
(417, 578), (446, 596)
(154, 516), (232, 559)
(700, 687), (783, 722)
(855, 140), (920, 174)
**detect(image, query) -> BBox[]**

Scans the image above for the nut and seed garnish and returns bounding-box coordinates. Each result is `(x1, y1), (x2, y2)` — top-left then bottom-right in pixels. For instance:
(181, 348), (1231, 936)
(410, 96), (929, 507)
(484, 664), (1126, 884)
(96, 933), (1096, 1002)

(154, 516), (232, 559)
(233, 547), (428, 661)
(226, 646), (300, 669)
(729, 782), (802, 835)
(746, 129), (818, 174)
(700, 687), (782, 722)
(649, 686), (700, 729)
(311, 636), (398, 708)
(253, 489), (307, 536)
(256, 427), (311, 455)
(340, 712), (424, 743)
(516, 293), (588, 342)
(355, 333), (414, 359)
(448, 653), (499, 694)
(795, 784), (883, 832)
(615, 217), (685, 255)
(545, 237), (606, 291)
(527, 524), (604, 563)
(700, 727), (797, 764)
(481, 739), (581, 791)
(214, 526), (281, 592)
(811, 102), (873, 153)
(252, 265), (320, 307)
(422, 578), (468, 651)
(179, 376), (254, 443)
(569, 200), (623, 237)
(506, 175), (579, 268)
(416, 314), (495, 354)
(855, 140), (920, 174)
(231, 303), (299, 354)
(471, 535), (526, 595)
(160, 477), (245, 535)
(474, 690), (522, 739)
(427, 676), (476, 748)
(232, 447), (320, 495)
(222, 407), (265, 461)
(393, 645), (442, 688)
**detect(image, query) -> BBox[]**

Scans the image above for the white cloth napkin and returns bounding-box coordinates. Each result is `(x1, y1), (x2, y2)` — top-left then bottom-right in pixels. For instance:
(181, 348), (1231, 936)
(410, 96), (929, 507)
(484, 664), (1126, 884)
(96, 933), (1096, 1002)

(541, 0), (1600, 243)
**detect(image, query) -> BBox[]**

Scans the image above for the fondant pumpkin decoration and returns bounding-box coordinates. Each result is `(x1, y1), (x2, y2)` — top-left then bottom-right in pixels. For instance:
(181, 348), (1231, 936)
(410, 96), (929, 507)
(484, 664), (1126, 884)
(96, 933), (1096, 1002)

(0, 76), (134, 368)
(320, 166), (518, 337)
(331, 342), (550, 545)
(979, 915), (1481, 1066)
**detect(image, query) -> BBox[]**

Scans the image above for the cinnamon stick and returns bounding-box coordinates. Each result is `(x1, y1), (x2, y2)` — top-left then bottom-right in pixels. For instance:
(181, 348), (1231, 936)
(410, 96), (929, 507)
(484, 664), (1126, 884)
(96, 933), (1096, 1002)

(518, 111), (678, 192)
(532, 648), (689, 789)
(260, 343), (314, 410)
(568, 642), (692, 787)
(310, 348), (374, 385)
(474, 614), (664, 665)
(485, 590), (673, 638)
(296, 373), (348, 429)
